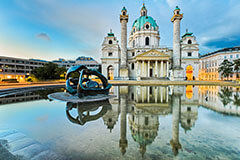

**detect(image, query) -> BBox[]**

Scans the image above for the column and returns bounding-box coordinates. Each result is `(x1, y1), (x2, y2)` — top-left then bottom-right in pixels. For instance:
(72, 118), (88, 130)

(119, 88), (128, 155)
(148, 61), (150, 77)
(160, 60), (164, 77)
(160, 87), (163, 103)
(155, 60), (158, 77)
(167, 61), (169, 78)
(142, 61), (144, 77)
(155, 87), (158, 103)
(147, 87), (150, 103)
(136, 61), (139, 77)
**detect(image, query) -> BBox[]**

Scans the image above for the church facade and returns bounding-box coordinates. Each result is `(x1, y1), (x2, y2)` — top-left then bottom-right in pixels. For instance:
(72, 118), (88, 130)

(101, 4), (200, 81)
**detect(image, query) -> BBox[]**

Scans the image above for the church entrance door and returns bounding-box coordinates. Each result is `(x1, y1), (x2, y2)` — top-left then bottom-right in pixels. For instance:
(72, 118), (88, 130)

(150, 68), (153, 77)
(186, 65), (193, 80)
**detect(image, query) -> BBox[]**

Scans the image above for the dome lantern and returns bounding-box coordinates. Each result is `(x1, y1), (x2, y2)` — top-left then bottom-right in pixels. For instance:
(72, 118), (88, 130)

(141, 3), (147, 16)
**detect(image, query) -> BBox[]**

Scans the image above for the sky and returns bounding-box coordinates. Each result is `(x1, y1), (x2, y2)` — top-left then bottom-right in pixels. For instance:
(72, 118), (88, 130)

(0, 0), (240, 62)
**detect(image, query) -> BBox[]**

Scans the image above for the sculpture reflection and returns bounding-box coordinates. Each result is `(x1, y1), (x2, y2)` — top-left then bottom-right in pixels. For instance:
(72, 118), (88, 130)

(66, 100), (112, 126)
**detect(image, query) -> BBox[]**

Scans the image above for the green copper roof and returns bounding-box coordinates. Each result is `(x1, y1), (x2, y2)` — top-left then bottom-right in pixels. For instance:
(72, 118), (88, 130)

(175, 6), (180, 10)
(132, 16), (158, 30)
(182, 32), (193, 38)
(122, 6), (127, 11)
(141, 4), (146, 10)
(107, 33), (114, 37)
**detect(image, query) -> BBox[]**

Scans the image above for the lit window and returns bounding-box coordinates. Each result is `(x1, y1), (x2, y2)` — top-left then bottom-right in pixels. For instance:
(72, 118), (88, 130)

(108, 52), (113, 56)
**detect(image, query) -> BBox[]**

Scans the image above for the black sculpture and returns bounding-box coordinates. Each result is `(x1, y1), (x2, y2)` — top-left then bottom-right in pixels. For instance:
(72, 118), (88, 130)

(66, 100), (111, 126)
(66, 65), (112, 98)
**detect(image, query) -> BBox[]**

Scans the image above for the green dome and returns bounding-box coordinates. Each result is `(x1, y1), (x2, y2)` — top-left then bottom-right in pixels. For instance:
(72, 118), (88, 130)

(132, 16), (158, 30)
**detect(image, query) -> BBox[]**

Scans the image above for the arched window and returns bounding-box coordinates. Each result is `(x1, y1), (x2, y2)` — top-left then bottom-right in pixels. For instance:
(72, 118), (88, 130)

(142, 11), (146, 16)
(145, 37), (149, 46)
(131, 63), (134, 70)
(109, 40), (113, 44)
(133, 40), (135, 47)
(123, 12), (126, 15)
(146, 24), (150, 29)
(188, 40), (192, 44)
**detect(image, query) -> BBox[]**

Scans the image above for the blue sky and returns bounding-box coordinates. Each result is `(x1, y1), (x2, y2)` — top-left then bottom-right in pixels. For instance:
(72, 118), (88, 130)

(0, 0), (240, 62)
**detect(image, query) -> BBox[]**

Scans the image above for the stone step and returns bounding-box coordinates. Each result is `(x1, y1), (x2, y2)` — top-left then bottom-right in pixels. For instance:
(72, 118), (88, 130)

(0, 128), (63, 159)
(2, 132), (26, 143)
(0, 129), (17, 138)
(9, 137), (36, 152)
(13, 143), (46, 159)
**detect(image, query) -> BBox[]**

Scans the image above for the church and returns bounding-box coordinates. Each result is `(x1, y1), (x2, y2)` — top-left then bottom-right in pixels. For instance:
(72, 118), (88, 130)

(101, 4), (199, 81)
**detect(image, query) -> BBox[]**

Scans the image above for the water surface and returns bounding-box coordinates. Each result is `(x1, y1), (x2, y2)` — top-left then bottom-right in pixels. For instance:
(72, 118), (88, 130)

(0, 86), (240, 160)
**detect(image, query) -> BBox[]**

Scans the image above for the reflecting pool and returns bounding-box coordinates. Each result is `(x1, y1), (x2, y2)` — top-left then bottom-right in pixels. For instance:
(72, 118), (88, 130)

(0, 85), (240, 160)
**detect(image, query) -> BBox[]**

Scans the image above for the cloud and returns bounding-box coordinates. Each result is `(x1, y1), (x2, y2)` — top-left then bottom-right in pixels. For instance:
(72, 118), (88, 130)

(166, 0), (178, 8)
(36, 33), (51, 41)
(203, 34), (240, 49)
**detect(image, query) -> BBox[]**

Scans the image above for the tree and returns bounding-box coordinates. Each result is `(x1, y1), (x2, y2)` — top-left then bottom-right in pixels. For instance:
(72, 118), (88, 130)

(233, 59), (240, 79)
(233, 92), (240, 107)
(218, 59), (234, 80)
(218, 87), (233, 106)
(32, 62), (67, 80)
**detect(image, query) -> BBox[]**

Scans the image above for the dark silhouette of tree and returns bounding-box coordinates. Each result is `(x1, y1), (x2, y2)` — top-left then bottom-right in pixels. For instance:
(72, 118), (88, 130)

(32, 62), (66, 80)
(218, 87), (233, 106)
(233, 92), (240, 107)
(218, 60), (234, 80)
(233, 59), (240, 79)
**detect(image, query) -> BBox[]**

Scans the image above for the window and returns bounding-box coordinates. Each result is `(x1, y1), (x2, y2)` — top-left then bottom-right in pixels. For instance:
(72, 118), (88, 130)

(109, 40), (113, 44)
(131, 63), (134, 70)
(188, 40), (192, 44)
(108, 52), (113, 56)
(177, 11), (179, 14)
(237, 54), (239, 58)
(131, 93), (134, 100)
(188, 52), (192, 57)
(133, 40), (135, 47)
(224, 56), (227, 59)
(146, 24), (150, 29)
(143, 11), (146, 16)
(187, 107), (191, 112)
(145, 37), (149, 46)
(230, 55), (233, 58)
(145, 117), (149, 126)
(132, 52), (135, 57)
(123, 12), (126, 15)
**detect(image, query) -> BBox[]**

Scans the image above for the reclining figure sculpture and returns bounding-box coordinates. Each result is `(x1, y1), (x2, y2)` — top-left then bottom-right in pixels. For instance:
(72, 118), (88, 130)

(65, 65), (112, 98)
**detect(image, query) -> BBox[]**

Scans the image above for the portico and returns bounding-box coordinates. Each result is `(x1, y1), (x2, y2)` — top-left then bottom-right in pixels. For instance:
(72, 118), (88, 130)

(135, 49), (170, 80)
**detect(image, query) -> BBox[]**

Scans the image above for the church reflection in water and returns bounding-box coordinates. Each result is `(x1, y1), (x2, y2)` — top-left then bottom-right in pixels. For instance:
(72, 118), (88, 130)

(65, 85), (240, 157)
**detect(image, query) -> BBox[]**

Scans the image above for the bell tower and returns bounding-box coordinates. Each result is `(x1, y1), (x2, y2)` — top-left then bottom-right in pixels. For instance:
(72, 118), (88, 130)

(171, 6), (184, 81)
(119, 7), (129, 80)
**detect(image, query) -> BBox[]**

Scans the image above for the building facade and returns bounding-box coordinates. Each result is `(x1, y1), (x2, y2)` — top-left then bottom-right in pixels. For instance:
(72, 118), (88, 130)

(101, 4), (200, 81)
(199, 47), (240, 81)
(0, 56), (100, 82)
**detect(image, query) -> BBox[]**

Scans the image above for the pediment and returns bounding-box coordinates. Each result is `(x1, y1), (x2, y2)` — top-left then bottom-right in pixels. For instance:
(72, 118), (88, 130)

(136, 49), (170, 58)
(102, 46), (119, 51)
(182, 45), (199, 50)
